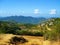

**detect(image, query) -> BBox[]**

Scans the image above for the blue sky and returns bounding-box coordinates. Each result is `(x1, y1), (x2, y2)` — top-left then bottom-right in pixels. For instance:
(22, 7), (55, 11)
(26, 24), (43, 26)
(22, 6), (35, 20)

(0, 0), (60, 17)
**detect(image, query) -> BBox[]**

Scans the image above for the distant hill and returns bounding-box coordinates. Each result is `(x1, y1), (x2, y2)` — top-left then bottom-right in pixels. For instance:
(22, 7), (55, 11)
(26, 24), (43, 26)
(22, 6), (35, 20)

(0, 16), (46, 24)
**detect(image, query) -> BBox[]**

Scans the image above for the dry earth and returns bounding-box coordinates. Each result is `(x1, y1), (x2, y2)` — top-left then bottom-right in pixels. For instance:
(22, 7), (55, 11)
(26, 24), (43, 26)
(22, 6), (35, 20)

(0, 34), (60, 45)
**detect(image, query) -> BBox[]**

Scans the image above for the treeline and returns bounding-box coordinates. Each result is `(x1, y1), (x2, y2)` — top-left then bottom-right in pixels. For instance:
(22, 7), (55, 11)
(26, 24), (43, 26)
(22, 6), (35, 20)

(0, 21), (43, 36)
(0, 21), (21, 34)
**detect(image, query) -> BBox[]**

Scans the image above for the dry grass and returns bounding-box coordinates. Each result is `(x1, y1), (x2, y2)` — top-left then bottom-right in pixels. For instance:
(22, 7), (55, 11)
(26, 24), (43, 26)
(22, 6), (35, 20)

(0, 34), (60, 45)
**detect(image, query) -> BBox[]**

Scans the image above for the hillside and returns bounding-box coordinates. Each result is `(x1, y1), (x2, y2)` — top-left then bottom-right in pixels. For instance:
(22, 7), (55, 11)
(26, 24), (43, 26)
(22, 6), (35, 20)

(39, 18), (60, 31)
(39, 18), (60, 41)
(0, 18), (60, 36)
(0, 16), (46, 24)
(0, 18), (60, 45)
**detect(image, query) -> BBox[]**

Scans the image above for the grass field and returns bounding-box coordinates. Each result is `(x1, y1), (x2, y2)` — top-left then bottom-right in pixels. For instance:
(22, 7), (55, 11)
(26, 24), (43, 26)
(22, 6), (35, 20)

(0, 34), (60, 45)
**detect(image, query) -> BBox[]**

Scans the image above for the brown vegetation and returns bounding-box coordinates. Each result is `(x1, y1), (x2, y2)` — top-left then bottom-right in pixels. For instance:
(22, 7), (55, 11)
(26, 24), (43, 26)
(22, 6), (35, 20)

(0, 34), (60, 45)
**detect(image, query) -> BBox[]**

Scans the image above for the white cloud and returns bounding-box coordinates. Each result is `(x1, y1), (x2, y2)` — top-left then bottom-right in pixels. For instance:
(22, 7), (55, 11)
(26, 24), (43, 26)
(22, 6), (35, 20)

(34, 9), (40, 14)
(49, 9), (57, 15)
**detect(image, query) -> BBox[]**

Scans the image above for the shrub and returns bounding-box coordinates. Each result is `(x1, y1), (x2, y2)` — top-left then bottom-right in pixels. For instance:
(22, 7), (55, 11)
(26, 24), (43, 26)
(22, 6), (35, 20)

(44, 30), (60, 41)
(9, 36), (28, 45)
(16, 30), (44, 36)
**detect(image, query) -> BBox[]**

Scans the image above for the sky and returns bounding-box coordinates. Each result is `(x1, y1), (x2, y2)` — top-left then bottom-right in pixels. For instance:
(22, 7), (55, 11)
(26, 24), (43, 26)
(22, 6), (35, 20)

(0, 0), (60, 17)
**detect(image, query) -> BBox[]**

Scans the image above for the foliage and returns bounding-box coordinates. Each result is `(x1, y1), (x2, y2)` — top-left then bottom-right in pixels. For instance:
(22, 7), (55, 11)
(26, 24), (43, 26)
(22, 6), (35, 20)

(16, 30), (44, 36)
(9, 36), (28, 45)
(0, 18), (60, 40)
(0, 21), (21, 34)
(44, 18), (60, 41)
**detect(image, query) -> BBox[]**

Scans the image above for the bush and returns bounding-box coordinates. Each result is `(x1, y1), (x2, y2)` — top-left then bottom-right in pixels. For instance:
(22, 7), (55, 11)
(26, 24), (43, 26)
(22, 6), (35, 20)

(44, 30), (60, 41)
(9, 36), (28, 45)
(33, 31), (44, 36)
(16, 30), (44, 36)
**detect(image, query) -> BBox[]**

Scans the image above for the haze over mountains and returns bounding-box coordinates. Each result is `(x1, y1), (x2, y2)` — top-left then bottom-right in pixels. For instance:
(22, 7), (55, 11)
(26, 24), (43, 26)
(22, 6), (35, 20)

(0, 16), (46, 24)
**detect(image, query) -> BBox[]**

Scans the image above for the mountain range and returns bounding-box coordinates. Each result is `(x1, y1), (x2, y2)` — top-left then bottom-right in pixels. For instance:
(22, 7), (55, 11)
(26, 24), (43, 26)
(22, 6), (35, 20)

(0, 16), (46, 24)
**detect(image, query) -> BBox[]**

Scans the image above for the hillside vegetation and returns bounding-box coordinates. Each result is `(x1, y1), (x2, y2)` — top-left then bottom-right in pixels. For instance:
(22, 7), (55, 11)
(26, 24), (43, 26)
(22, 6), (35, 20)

(0, 18), (60, 41)
(0, 18), (60, 45)
(41, 18), (60, 41)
